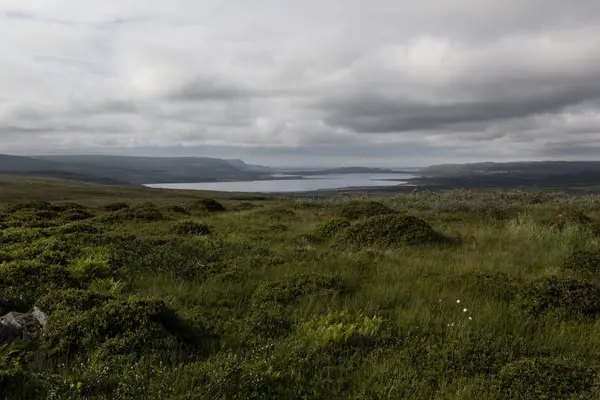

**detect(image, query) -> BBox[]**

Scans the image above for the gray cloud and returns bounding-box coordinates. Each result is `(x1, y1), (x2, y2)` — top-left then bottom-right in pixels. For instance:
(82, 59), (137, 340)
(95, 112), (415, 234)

(1, 0), (600, 165)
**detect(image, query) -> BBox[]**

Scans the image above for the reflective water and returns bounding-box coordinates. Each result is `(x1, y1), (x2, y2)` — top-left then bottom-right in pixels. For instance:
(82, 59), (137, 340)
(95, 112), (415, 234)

(146, 173), (414, 193)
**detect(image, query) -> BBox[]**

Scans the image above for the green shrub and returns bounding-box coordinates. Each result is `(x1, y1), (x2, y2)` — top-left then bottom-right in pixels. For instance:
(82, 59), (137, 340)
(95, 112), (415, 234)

(313, 216), (351, 239)
(498, 358), (594, 399)
(0, 261), (80, 310)
(3, 209), (59, 228)
(340, 214), (449, 247)
(563, 250), (600, 275)
(515, 276), (600, 318)
(172, 221), (211, 236)
(189, 198), (226, 212)
(42, 297), (203, 357)
(0, 228), (45, 245)
(7, 237), (75, 265)
(336, 200), (396, 220)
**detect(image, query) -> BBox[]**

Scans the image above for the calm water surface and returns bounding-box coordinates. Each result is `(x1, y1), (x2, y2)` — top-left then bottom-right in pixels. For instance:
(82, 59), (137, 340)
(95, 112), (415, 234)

(146, 173), (414, 193)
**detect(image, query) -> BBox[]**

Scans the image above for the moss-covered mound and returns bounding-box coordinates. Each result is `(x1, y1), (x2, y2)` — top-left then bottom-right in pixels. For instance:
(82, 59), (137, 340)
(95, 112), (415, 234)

(312, 216), (351, 239)
(189, 198), (226, 212)
(515, 276), (600, 318)
(340, 214), (448, 247)
(162, 205), (189, 214)
(498, 358), (594, 399)
(99, 202), (166, 222)
(336, 200), (396, 220)
(251, 274), (348, 306)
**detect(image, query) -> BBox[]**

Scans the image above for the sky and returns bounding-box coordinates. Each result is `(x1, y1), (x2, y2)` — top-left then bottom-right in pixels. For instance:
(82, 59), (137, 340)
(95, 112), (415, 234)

(1, 0), (600, 167)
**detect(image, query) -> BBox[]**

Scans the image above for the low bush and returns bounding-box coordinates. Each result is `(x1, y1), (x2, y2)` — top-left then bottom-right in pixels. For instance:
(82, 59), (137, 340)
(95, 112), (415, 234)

(42, 297), (203, 357)
(498, 358), (594, 399)
(515, 276), (600, 318)
(562, 250), (600, 275)
(251, 274), (348, 306)
(189, 198), (226, 212)
(0, 261), (80, 311)
(340, 214), (449, 247)
(172, 221), (211, 236)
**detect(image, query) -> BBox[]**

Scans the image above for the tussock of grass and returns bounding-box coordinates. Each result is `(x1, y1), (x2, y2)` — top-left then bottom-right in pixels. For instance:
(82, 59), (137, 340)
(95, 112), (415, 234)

(340, 214), (449, 246)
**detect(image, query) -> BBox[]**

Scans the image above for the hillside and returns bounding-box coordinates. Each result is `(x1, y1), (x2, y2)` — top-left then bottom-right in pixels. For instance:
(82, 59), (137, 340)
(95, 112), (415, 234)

(3, 184), (600, 398)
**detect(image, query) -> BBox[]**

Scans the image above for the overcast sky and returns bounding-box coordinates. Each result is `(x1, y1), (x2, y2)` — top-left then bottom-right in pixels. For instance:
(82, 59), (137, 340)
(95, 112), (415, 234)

(1, 0), (600, 167)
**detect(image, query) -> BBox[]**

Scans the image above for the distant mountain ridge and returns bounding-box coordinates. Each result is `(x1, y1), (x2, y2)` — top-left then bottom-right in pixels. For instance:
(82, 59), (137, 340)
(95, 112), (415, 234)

(0, 154), (274, 185)
(422, 161), (600, 177)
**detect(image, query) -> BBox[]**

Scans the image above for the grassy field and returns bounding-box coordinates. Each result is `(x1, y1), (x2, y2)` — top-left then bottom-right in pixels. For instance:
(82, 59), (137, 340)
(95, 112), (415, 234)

(3, 178), (600, 399)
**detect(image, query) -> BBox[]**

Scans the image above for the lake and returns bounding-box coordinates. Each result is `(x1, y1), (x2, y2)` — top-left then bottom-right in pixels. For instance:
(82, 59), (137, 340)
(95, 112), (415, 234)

(145, 173), (415, 193)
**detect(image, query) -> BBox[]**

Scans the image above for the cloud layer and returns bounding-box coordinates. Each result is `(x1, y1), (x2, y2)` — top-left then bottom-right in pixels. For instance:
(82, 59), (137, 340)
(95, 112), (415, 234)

(2, 0), (600, 165)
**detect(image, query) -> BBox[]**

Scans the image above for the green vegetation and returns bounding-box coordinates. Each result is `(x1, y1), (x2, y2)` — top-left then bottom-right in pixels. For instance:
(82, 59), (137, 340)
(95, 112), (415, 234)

(4, 186), (600, 398)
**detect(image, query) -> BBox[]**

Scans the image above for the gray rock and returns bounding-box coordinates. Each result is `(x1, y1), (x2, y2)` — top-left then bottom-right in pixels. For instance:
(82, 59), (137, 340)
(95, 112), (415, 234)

(0, 307), (48, 344)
